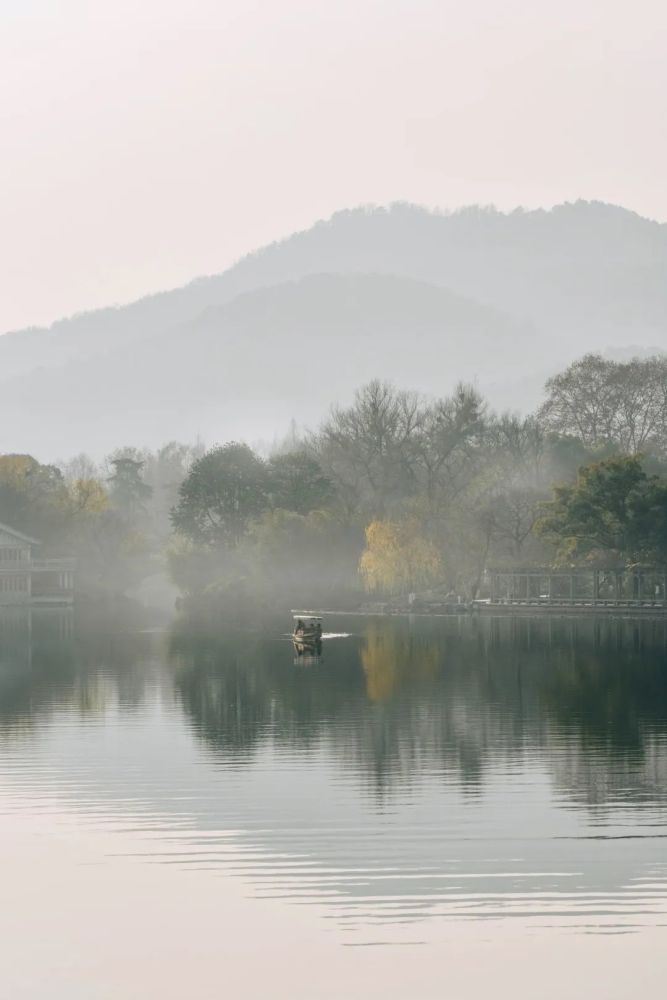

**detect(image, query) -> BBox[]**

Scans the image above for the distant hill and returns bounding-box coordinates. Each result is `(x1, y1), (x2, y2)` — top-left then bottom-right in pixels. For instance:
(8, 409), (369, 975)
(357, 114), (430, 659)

(0, 274), (532, 456)
(1, 201), (666, 457)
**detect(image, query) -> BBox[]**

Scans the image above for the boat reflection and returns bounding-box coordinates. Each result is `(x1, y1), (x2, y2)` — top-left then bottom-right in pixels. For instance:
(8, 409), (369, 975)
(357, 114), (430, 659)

(292, 636), (323, 664)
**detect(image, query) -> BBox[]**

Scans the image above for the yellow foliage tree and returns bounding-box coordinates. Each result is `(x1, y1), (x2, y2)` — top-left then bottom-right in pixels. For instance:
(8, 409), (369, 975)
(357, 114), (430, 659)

(0, 454), (36, 489)
(0, 453), (68, 536)
(65, 478), (109, 515)
(359, 518), (443, 594)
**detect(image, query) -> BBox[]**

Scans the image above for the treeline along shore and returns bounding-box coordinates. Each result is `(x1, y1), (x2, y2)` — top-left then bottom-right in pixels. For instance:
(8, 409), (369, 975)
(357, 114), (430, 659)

(3, 352), (667, 620)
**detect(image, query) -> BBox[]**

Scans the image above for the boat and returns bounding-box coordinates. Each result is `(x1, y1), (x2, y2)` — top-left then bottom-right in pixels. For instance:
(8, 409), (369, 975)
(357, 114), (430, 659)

(292, 614), (323, 663)
(292, 614), (323, 643)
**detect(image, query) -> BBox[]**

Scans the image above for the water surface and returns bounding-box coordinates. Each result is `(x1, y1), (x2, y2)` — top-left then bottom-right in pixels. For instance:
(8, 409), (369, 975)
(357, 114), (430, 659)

(1, 609), (666, 997)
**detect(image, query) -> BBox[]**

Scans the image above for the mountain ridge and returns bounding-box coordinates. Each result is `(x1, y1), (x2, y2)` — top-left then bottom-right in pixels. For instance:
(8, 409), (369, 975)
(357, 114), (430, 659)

(2, 200), (665, 458)
(0, 272), (534, 457)
(2, 199), (665, 377)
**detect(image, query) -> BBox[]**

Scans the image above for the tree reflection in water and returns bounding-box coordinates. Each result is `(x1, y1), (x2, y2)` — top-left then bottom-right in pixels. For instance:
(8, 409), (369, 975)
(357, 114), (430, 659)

(2, 608), (666, 809)
(170, 614), (667, 809)
(3, 608), (667, 924)
(0, 606), (157, 734)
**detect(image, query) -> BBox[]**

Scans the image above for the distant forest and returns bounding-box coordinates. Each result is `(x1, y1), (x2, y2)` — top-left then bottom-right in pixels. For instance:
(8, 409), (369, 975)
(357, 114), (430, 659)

(3, 352), (667, 613)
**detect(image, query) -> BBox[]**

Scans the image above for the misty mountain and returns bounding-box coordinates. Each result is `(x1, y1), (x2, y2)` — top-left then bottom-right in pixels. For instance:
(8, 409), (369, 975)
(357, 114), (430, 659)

(0, 274), (532, 457)
(1, 200), (666, 457)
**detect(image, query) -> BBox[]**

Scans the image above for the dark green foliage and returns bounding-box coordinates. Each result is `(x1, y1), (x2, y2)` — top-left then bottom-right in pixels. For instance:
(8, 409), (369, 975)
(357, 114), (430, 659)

(536, 455), (667, 565)
(107, 458), (153, 519)
(542, 433), (602, 480)
(267, 451), (334, 514)
(0, 481), (23, 529)
(171, 443), (270, 547)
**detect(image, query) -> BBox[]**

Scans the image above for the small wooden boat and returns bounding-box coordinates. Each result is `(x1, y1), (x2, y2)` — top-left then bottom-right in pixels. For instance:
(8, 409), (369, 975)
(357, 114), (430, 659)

(292, 614), (323, 643)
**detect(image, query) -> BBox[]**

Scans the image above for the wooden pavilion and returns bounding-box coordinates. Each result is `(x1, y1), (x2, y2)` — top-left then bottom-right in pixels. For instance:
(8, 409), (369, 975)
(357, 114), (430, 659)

(0, 521), (75, 605)
(486, 566), (667, 609)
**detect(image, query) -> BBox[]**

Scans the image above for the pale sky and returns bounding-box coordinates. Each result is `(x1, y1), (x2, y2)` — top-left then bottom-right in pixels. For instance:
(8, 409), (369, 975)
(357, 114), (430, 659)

(1, 0), (666, 334)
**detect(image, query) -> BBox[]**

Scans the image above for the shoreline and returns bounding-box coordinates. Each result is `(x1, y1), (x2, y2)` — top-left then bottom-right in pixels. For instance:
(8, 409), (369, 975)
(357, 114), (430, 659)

(318, 604), (667, 622)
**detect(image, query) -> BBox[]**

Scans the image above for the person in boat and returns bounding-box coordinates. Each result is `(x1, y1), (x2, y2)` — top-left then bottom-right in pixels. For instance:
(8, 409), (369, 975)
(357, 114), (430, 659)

(295, 619), (305, 636)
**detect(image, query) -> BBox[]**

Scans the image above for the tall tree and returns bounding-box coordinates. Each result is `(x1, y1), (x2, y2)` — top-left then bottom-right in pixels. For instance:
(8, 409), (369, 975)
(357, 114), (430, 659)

(107, 458), (153, 521)
(315, 380), (423, 517)
(267, 451), (335, 514)
(171, 443), (269, 547)
(538, 353), (667, 454)
(0, 453), (66, 540)
(359, 518), (442, 594)
(417, 383), (486, 505)
(536, 455), (667, 565)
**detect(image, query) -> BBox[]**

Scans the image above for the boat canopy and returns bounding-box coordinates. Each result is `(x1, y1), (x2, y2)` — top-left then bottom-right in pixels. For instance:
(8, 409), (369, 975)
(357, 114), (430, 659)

(292, 614), (322, 621)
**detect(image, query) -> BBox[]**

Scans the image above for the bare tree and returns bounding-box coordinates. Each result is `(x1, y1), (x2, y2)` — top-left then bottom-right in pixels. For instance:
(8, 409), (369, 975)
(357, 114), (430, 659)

(314, 381), (424, 516)
(538, 353), (667, 454)
(417, 383), (486, 505)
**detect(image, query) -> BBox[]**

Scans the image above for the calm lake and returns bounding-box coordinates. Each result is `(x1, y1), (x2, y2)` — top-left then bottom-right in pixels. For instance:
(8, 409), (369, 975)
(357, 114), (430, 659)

(1, 609), (667, 999)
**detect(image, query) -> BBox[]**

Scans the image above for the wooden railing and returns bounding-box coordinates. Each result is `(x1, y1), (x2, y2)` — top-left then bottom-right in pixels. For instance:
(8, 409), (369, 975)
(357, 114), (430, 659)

(0, 558), (76, 571)
(30, 558), (77, 572)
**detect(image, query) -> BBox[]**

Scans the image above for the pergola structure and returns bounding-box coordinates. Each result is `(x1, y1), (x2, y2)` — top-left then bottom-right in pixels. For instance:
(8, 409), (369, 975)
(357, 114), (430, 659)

(487, 567), (667, 608)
